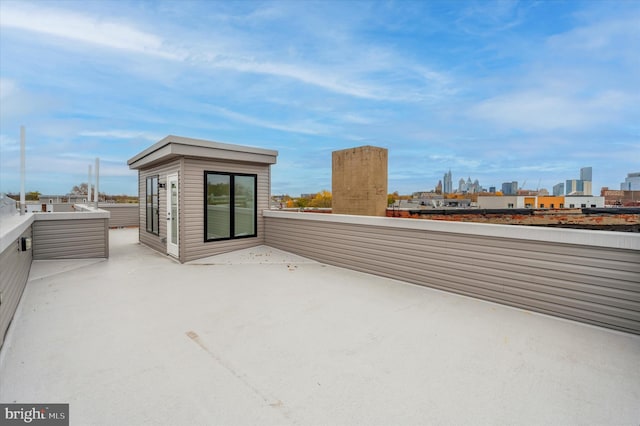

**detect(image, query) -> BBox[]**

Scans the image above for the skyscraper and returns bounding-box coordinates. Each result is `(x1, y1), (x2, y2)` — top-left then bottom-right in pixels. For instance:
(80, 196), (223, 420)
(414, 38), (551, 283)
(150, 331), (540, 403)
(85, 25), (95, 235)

(566, 179), (584, 195)
(502, 181), (518, 195)
(566, 166), (593, 195)
(443, 170), (453, 194)
(553, 182), (565, 196)
(458, 178), (466, 193)
(620, 172), (640, 190)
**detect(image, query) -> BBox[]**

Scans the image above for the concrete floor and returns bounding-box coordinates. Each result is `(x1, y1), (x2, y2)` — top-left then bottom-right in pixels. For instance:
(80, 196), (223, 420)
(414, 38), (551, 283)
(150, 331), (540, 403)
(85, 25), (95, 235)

(1, 228), (639, 425)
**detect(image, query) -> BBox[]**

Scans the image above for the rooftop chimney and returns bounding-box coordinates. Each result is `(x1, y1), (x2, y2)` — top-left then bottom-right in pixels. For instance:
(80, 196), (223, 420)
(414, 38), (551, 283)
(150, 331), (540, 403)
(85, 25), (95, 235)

(332, 145), (388, 216)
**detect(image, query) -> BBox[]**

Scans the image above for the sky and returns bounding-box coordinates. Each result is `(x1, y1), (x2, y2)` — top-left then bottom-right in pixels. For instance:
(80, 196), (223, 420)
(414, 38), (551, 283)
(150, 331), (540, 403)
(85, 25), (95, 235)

(0, 0), (639, 197)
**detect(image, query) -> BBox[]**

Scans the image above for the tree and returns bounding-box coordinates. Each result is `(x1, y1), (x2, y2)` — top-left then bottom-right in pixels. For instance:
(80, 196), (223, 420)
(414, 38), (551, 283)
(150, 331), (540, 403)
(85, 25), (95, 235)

(388, 191), (400, 206)
(294, 197), (309, 208)
(71, 183), (88, 195)
(25, 191), (41, 201)
(309, 190), (332, 208)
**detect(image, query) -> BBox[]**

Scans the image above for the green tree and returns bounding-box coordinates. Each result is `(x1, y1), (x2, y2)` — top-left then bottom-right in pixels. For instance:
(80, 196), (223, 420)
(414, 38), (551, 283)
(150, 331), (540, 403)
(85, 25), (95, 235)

(25, 191), (41, 201)
(388, 191), (400, 206)
(294, 197), (309, 208)
(309, 190), (332, 208)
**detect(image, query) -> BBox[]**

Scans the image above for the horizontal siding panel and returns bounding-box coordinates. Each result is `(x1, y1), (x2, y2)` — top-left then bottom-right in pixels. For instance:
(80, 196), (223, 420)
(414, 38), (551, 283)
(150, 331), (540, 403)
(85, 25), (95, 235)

(281, 221), (640, 275)
(266, 229), (640, 317)
(32, 228), (106, 238)
(0, 226), (32, 347)
(100, 204), (139, 227)
(134, 157), (271, 262)
(181, 158), (269, 262)
(137, 160), (181, 256)
(264, 215), (640, 334)
(33, 219), (107, 260)
(268, 220), (639, 290)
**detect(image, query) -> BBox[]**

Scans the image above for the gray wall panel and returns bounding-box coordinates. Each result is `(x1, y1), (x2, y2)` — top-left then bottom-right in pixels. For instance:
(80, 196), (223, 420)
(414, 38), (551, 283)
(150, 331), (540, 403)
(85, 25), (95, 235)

(135, 158), (271, 262)
(32, 219), (108, 259)
(0, 226), (32, 347)
(100, 204), (139, 228)
(264, 213), (640, 334)
(181, 157), (269, 262)
(137, 160), (181, 257)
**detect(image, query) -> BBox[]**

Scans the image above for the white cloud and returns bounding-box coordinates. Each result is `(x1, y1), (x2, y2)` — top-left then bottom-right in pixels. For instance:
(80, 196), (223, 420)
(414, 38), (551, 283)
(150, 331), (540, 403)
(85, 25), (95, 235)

(0, 78), (17, 100)
(206, 105), (333, 136)
(0, 3), (454, 102)
(0, 79), (58, 122)
(204, 56), (405, 101)
(0, 134), (19, 152)
(0, 4), (182, 60)
(547, 16), (640, 58)
(78, 130), (162, 142)
(470, 89), (633, 131)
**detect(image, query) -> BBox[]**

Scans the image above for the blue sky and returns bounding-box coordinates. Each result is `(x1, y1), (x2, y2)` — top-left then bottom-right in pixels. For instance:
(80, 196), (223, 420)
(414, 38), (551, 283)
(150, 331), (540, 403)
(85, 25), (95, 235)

(1, 0), (638, 197)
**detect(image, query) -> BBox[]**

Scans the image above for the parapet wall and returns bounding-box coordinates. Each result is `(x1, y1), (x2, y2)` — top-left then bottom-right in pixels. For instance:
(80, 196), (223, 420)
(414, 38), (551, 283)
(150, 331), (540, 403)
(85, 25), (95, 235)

(99, 203), (139, 228)
(388, 208), (640, 232)
(32, 208), (110, 259)
(0, 221), (32, 348)
(264, 210), (640, 334)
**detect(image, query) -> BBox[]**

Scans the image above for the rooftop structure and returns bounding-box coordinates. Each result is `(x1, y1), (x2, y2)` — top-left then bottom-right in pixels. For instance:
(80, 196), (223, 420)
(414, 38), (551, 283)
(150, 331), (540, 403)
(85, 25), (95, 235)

(1, 228), (639, 425)
(127, 135), (278, 263)
(332, 145), (388, 216)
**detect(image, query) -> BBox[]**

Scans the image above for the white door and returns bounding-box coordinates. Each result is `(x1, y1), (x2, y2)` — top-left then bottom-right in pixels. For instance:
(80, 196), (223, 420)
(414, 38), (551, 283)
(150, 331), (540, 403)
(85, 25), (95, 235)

(166, 173), (179, 258)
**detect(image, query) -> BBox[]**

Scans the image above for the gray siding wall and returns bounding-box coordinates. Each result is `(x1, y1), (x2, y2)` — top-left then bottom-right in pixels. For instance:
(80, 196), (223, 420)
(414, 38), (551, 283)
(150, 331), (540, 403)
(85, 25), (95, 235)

(100, 204), (139, 228)
(264, 212), (640, 334)
(136, 158), (270, 262)
(32, 218), (109, 259)
(52, 204), (75, 212)
(181, 158), (269, 262)
(137, 159), (181, 256)
(0, 226), (32, 347)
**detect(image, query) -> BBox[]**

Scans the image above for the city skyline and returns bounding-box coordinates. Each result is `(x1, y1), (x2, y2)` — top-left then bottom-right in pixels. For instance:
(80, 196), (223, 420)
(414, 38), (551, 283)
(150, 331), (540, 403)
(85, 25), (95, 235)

(1, 1), (639, 196)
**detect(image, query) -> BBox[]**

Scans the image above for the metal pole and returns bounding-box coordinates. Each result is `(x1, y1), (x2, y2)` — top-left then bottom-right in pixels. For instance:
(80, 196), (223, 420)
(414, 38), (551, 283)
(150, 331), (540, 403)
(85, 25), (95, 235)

(94, 157), (99, 208)
(88, 164), (92, 206)
(19, 126), (26, 215)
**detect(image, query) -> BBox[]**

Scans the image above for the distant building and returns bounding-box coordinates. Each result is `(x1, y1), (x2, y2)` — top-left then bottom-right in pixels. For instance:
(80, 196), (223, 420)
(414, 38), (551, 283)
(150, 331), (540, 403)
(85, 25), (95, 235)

(489, 186), (496, 193)
(565, 195), (604, 208)
(443, 198), (471, 208)
(620, 172), (640, 191)
(566, 166), (592, 195)
(478, 195), (529, 209)
(443, 170), (453, 194)
(601, 187), (640, 206)
(553, 182), (565, 196)
(455, 176), (481, 194)
(458, 178), (466, 193)
(566, 179), (584, 195)
(435, 180), (443, 194)
(477, 195), (604, 209)
(501, 181), (518, 195)
(537, 196), (565, 209)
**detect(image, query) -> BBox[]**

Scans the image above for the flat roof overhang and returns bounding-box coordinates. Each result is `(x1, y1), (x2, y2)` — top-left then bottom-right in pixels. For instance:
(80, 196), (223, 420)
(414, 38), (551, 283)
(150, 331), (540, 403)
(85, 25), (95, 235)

(127, 135), (278, 170)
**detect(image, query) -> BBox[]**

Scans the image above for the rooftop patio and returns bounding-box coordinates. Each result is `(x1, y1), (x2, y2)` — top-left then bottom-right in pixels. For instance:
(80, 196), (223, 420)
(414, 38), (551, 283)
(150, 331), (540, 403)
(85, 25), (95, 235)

(1, 228), (639, 425)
